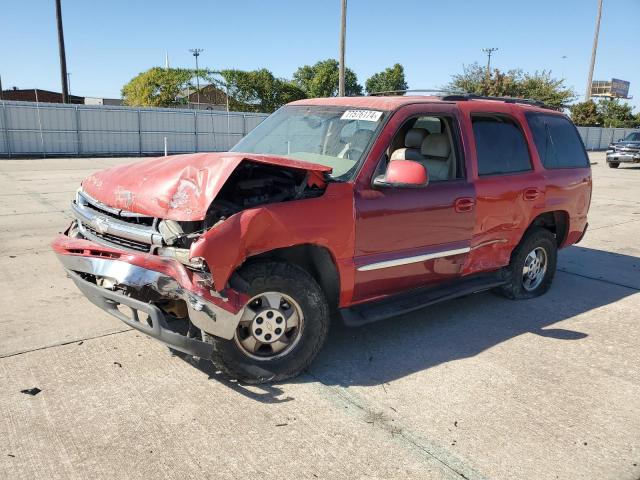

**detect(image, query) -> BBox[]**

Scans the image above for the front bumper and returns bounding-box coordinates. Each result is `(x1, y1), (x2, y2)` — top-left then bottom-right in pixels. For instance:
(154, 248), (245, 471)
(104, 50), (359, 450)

(607, 151), (640, 163)
(53, 235), (248, 356)
(67, 269), (215, 358)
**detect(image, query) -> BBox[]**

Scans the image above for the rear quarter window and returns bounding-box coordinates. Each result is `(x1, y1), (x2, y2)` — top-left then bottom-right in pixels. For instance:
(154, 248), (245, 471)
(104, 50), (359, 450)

(526, 113), (589, 168)
(472, 115), (532, 176)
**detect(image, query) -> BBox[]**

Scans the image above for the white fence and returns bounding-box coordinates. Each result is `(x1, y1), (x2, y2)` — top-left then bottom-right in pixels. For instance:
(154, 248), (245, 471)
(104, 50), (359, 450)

(576, 126), (639, 151)
(0, 100), (268, 158)
(1, 100), (636, 157)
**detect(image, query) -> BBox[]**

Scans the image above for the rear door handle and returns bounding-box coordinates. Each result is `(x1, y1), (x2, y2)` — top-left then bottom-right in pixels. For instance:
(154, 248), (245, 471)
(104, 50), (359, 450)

(454, 197), (475, 213)
(523, 188), (540, 201)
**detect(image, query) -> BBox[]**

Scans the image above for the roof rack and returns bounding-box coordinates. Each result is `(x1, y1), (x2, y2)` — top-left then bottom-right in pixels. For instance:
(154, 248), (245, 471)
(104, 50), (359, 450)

(368, 89), (558, 110)
(368, 89), (463, 96)
(440, 93), (557, 110)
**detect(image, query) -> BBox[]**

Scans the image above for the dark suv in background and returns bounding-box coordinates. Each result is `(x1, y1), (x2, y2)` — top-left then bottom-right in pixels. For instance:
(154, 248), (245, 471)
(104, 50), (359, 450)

(607, 131), (640, 168)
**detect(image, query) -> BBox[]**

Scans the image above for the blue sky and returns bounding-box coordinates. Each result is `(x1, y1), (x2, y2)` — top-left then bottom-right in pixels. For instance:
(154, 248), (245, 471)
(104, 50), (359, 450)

(1, 0), (638, 109)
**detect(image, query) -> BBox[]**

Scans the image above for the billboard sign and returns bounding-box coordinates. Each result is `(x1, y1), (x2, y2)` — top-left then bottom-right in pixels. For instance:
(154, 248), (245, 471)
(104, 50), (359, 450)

(611, 78), (630, 98)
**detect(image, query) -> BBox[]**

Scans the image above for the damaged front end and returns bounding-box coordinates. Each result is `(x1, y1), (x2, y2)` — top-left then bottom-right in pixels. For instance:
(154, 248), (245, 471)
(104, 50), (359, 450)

(54, 154), (330, 357)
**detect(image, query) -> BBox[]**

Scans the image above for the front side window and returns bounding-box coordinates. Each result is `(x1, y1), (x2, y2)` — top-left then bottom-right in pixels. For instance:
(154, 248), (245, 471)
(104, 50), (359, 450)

(472, 115), (532, 176)
(526, 113), (589, 169)
(231, 105), (386, 180)
(383, 115), (463, 182)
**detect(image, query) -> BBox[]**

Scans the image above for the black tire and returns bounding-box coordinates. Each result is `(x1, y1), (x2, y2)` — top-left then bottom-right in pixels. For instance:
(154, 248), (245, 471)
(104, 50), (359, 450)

(204, 260), (330, 384)
(608, 162), (620, 168)
(498, 227), (557, 300)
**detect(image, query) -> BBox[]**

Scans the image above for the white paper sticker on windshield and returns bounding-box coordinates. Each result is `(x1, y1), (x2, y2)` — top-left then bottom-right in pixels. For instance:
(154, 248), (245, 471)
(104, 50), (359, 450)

(340, 110), (383, 122)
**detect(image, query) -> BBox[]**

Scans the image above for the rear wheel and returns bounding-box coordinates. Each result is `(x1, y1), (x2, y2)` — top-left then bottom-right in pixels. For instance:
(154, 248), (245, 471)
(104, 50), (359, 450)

(499, 228), (557, 300)
(204, 260), (329, 384)
(608, 162), (620, 168)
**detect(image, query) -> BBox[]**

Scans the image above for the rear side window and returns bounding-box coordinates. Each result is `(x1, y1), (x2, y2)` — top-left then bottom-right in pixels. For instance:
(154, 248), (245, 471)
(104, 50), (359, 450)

(472, 115), (532, 176)
(526, 113), (589, 168)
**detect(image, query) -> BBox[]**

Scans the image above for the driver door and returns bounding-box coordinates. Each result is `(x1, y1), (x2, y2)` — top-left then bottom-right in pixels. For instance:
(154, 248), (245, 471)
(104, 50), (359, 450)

(352, 106), (476, 302)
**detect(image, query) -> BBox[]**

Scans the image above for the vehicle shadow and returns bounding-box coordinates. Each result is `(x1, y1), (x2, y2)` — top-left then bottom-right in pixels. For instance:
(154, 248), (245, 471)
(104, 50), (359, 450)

(179, 246), (638, 399)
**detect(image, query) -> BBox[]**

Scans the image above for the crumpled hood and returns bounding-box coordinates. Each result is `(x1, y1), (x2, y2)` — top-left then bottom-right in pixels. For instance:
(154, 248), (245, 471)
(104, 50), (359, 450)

(81, 152), (331, 221)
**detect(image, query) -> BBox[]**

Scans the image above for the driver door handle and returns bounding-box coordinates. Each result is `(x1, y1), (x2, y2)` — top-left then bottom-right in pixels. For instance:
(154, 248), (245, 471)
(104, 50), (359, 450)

(454, 197), (475, 213)
(523, 188), (540, 201)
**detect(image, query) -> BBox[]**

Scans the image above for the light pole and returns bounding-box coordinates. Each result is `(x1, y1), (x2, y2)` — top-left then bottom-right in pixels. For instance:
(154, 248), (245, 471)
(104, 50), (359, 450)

(338, 0), (347, 96)
(55, 0), (69, 103)
(67, 73), (71, 96)
(189, 48), (204, 109)
(585, 0), (604, 101)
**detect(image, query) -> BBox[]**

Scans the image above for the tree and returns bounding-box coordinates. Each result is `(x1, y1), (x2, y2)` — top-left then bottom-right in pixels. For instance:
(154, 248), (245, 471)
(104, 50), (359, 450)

(570, 98), (638, 128)
(597, 98), (636, 128)
(446, 63), (575, 110)
(219, 69), (306, 113)
(293, 59), (363, 97)
(365, 64), (408, 94)
(122, 67), (195, 107)
(569, 101), (602, 126)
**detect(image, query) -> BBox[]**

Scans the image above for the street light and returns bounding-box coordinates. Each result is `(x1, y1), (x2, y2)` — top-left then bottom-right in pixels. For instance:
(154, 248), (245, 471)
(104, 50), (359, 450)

(189, 48), (204, 109)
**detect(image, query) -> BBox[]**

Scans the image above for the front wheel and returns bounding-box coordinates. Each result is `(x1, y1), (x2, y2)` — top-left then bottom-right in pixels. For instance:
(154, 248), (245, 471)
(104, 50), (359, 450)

(608, 162), (620, 168)
(204, 260), (330, 384)
(499, 228), (557, 300)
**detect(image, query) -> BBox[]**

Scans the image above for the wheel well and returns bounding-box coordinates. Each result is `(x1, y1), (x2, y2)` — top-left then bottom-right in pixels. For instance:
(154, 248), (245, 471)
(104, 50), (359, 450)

(526, 211), (569, 247)
(244, 245), (340, 311)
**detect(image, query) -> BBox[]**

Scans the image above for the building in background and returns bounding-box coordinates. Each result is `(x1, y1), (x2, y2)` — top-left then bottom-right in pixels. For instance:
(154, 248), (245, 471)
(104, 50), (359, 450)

(0, 87), (84, 104)
(177, 84), (234, 110)
(84, 97), (123, 106)
(590, 79), (631, 99)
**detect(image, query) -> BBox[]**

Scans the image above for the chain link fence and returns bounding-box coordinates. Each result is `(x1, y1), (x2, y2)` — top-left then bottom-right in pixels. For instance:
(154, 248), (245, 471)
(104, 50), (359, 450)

(0, 100), (268, 158)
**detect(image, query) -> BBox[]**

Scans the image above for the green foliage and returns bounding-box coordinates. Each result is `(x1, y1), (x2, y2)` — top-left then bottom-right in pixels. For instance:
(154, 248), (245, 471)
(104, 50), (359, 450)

(365, 64), (408, 95)
(219, 69), (306, 113)
(569, 99), (638, 128)
(446, 63), (576, 110)
(121, 67), (195, 107)
(569, 101), (602, 126)
(293, 59), (363, 97)
(596, 98), (637, 128)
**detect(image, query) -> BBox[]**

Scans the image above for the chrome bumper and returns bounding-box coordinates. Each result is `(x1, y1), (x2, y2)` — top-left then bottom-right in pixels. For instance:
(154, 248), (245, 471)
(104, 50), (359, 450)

(58, 254), (243, 343)
(607, 152), (640, 163)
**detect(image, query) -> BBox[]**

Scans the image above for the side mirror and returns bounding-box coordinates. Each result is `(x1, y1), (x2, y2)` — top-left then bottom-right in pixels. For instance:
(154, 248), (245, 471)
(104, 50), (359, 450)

(373, 160), (429, 188)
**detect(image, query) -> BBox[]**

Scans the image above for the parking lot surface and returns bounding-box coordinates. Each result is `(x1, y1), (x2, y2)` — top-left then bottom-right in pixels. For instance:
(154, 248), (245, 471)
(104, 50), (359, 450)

(1, 153), (639, 480)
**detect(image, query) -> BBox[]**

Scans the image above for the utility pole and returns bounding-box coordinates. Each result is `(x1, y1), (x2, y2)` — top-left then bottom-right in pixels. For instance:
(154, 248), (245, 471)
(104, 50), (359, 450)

(189, 48), (203, 109)
(585, 0), (604, 101)
(338, 0), (347, 97)
(55, 0), (69, 103)
(482, 48), (498, 83)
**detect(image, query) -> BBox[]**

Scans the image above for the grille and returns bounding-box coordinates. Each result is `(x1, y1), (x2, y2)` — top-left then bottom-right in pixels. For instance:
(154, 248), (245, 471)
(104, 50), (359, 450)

(82, 200), (155, 227)
(82, 224), (151, 252)
(615, 145), (640, 153)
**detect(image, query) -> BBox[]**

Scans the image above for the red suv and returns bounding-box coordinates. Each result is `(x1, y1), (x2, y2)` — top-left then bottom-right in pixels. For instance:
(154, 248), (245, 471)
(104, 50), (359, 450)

(53, 94), (592, 383)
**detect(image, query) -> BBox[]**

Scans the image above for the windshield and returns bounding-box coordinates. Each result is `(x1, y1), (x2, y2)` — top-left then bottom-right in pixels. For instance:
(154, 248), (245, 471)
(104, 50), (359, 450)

(623, 132), (640, 141)
(230, 105), (386, 179)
